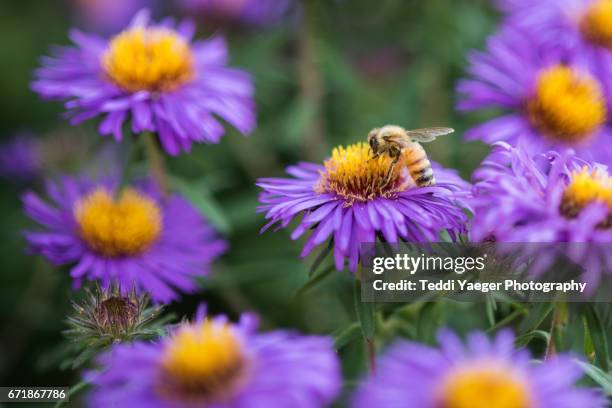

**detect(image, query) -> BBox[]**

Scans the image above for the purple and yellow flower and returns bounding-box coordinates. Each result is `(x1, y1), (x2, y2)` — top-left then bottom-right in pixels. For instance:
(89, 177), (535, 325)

(22, 176), (226, 302)
(257, 142), (470, 272)
(354, 329), (604, 408)
(32, 10), (255, 156)
(457, 25), (612, 163)
(471, 141), (612, 285)
(180, 0), (294, 28)
(86, 309), (341, 407)
(496, 0), (612, 113)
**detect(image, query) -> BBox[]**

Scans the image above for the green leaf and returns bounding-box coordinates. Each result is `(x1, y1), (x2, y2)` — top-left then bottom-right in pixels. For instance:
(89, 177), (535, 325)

(54, 381), (90, 408)
(354, 279), (376, 341)
(515, 330), (550, 347)
(577, 361), (612, 396)
(171, 176), (231, 234)
(309, 239), (334, 276)
(485, 295), (496, 327)
(584, 305), (610, 371)
(280, 98), (317, 148)
(487, 306), (527, 333)
(518, 302), (553, 333)
(416, 302), (441, 344)
(294, 265), (335, 297)
(70, 347), (100, 369)
(558, 305), (585, 354)
(332, 322), (361, 350)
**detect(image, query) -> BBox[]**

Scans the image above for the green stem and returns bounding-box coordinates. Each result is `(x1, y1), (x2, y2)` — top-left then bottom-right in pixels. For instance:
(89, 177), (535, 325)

(354, 274), (377, 376)
(297, 0), (326, 161)
(486, 306), (527, 333)
(142, 133), (169, 195)
(118, 136), (138, 192)
(366, 338), (377, 376)
(545, 301), (566, 360)
(54, 380), (90, 408)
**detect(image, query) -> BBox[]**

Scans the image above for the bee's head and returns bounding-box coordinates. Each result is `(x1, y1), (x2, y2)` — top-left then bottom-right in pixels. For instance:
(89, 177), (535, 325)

(368, 128), (380, 152)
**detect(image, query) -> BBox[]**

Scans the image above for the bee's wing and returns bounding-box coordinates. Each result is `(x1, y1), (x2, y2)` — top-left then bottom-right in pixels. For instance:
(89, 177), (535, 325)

(405, 127), (454, 143)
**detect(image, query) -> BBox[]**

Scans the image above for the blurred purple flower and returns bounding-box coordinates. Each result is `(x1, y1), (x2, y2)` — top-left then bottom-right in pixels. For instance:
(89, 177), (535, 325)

(87, 309), (341, 407)
(496, 0), (612, 116)
(0, 134), (42, 183)
(70, 0), (151, 34)
(181, 0), (294, 28)
(22, 176), (226, 303)
(257, 142), (470, 272)
(353, 329), (604, 408)
(497, 0), (612, 69)
(32, 10), (255, 155)
(457, 25), (612, 164)
(471, 141), (612, 285)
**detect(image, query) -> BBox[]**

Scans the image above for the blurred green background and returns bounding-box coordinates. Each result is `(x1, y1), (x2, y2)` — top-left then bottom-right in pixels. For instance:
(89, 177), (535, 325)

(0, 0), (499, 405)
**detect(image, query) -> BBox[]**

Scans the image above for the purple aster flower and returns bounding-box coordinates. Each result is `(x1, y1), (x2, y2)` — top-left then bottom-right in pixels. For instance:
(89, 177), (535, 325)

(257, 142), (470, 272)
(32, 10), (255, 156)
(457, 25), (612, 164)
(496, 0), (612, 119)
(22, 175), (227, 303)
(471, 141), (612, 286)
(353, 329), (605, 408)
(86, 308), (341, 407)
(497, 0), (612, 66)
(181, 0), (294, 28)
(0, 134), (42, 183)
(70, 0), (152, 34)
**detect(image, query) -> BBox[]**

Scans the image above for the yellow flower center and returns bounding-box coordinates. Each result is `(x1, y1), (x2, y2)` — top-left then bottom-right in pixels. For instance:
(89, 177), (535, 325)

(561, 167), (612, 227)
(526, 65), (606, 143)
(74, 187), (162, 257)
(437, 365), (532, 408)
(580, 0), (612, 50)
(158, 321), (248, 403)
(315, 142), (412, 204)
(102, 27), (195, 93)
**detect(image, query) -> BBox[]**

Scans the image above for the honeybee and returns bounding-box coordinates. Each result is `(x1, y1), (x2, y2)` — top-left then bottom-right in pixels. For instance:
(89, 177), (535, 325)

(367, 125), (454, 187)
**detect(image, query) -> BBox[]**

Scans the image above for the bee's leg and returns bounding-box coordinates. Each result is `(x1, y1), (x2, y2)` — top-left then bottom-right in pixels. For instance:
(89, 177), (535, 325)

(381, 153), (401, 189)
(369, 152), (380, 162)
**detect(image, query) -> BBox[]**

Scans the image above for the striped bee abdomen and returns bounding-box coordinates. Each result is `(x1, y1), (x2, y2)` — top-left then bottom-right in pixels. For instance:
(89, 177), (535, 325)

(405, 143), (435, 187)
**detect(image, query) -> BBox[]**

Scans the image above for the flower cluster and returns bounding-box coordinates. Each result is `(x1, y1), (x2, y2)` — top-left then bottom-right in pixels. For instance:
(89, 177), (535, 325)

(460, 0), (612, 287)
(472, 142), (612, 286)
(17, 2), (611, 407)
